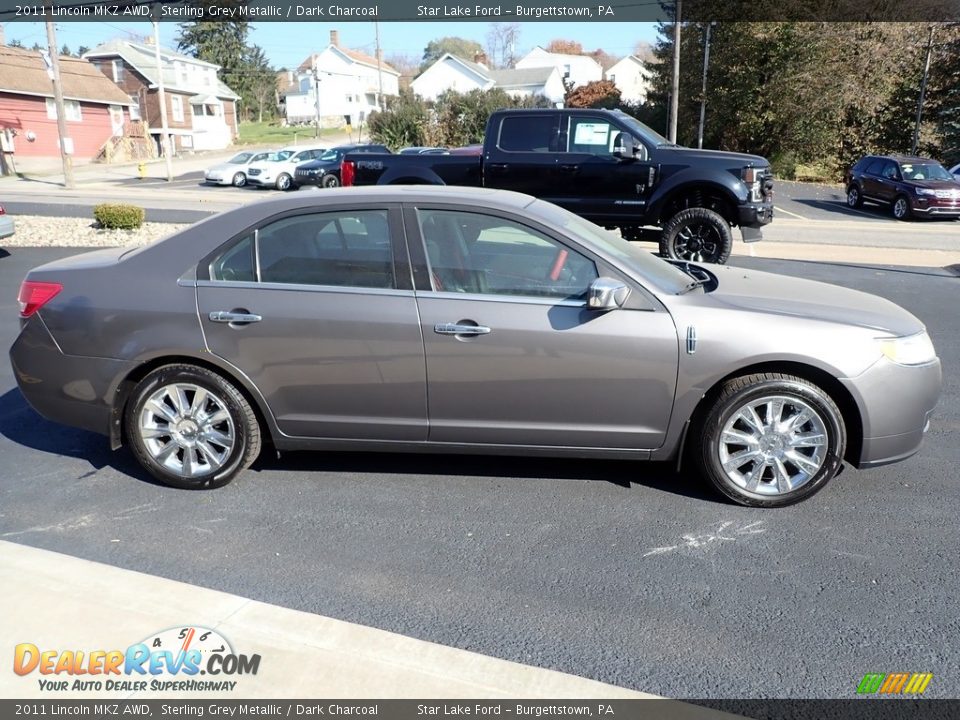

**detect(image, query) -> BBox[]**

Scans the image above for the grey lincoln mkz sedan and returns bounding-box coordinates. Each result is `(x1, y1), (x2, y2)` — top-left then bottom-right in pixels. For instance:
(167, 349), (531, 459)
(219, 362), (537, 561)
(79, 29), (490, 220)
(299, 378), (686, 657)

(10, 187), (941, 507)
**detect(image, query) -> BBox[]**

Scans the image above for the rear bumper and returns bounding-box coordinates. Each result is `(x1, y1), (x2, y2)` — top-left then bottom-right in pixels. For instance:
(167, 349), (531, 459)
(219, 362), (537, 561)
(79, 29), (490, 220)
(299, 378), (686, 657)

(9, 315), (129, 438)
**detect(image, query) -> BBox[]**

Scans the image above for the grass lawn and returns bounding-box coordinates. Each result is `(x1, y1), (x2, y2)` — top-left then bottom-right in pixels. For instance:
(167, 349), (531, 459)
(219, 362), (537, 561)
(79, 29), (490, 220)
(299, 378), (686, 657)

(237, 122), (345, 147)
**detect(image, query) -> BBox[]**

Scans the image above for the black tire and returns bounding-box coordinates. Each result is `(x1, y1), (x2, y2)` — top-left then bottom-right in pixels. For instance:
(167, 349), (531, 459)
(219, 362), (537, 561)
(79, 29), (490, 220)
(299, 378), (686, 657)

(892, 194), (912, 221)
(321, 174), (340, 188)
(232, 172), (246, 188)
(659, 207), (733, 264)
(696, 373), (846, 508)
(276, 173), (292, 191)
(125, 364), (261, 490)
(846, 184), (863, 208)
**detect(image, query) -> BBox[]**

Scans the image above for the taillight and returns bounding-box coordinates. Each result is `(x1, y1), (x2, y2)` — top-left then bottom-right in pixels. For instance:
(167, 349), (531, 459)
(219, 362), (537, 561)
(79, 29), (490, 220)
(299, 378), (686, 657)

(0, 205), (6, 215)
(341, 160), (355, 187)
(18, 280), (62, 318)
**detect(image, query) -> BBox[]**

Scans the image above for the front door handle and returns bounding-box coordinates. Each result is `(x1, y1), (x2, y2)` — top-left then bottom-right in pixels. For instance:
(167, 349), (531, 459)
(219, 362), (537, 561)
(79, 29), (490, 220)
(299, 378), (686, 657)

(487, 163), (508, 173)
(209, 310), (262, 324)
(559, 164), (579, 174)
(434, 322), (491, 336)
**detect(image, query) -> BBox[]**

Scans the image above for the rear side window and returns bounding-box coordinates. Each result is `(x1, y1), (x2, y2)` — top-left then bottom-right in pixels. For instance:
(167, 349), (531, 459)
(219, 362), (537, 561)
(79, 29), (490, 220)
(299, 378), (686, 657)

(864, 158), (885, 175)
(498, 116), (557, 153)
(210, 210), (395, 289)
(881, 161), (900, 180)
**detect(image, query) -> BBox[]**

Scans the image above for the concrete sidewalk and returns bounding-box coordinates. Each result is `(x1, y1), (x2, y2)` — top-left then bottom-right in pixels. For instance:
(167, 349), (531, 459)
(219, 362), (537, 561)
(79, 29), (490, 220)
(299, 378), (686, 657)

(0, 540), (666, 701)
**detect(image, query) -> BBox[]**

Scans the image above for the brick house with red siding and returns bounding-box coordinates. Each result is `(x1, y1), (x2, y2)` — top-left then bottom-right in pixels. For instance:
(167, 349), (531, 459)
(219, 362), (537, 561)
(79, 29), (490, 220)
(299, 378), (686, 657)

(84, 40), (239, 154)
(0, 46), (134, 161)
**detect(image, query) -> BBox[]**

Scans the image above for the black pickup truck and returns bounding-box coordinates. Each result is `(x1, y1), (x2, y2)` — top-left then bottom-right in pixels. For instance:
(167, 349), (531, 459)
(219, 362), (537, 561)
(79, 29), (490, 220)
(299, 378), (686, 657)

(341, 108), (774, 264)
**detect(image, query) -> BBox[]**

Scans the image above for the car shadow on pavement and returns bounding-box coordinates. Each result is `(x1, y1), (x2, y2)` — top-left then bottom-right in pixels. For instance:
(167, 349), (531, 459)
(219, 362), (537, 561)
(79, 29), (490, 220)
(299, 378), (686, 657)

(0, 388), (724, 504)
(0, 389), (166, 486)
(747, 257), (960, 279)
(252, 450), (724, 504)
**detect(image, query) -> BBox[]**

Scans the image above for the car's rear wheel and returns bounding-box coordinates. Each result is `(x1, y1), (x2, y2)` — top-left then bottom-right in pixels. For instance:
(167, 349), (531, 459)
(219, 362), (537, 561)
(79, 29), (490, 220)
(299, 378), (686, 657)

(125, 364), (261, 489)
(697, 373), (845, 507)
(660, 208), (733, 264)
(276, 173), (292, 191)
(892, 195), (911, 220)
(846, 184), (863, 208)
(232, 172), (246, 187)
(322, 174), (340, 188)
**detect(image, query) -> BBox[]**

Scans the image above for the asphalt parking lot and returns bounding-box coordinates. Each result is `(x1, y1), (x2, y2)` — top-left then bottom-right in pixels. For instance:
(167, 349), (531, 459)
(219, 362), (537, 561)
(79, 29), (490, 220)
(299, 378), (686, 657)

(0, 247), (958, 699)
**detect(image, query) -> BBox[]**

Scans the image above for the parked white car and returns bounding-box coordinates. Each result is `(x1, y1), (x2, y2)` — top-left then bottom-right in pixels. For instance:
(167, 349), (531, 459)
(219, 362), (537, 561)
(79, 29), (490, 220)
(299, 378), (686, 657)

(204, 150), (274, 187)
(245, 145), (327, 191)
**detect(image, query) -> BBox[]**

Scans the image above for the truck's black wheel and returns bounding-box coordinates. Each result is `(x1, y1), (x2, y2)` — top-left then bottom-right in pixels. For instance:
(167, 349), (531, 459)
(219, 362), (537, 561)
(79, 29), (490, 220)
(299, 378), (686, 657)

(660, 208), (733, 264)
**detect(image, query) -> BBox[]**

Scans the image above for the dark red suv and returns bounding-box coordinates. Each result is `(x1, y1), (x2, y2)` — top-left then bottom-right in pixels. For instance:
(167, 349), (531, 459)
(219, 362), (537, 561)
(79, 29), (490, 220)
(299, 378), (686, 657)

(844, 154), (960, 220)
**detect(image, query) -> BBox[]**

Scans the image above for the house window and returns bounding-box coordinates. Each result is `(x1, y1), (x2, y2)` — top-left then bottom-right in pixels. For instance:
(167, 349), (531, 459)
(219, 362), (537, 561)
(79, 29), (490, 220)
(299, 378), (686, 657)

(178, 62), (188, 84)
(45, 98), (82, 122)
(129, 96), (141, 120)
(112, 59), (124, 83)
(171, 96), (184, 122)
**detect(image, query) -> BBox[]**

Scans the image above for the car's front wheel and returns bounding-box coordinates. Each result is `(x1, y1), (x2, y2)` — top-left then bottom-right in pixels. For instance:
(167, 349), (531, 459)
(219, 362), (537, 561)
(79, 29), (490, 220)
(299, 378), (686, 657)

(125, 364), (261, 489)
(892, 195), (912, 221)
(660, 208), (733, 264)
(276, 173), (293, 191)
(846, 184), (863, 208)
(322, 174), (340, 188)
(232, 172), (247, 187)
(697, 373), (846, 507)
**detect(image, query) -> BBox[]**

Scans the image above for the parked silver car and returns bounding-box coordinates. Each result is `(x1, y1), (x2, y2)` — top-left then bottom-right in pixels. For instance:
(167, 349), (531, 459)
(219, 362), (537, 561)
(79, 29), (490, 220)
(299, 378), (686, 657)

(9, 187), (941, 506)
(204, 150), (273, 187)
(0, 204), (14, 239)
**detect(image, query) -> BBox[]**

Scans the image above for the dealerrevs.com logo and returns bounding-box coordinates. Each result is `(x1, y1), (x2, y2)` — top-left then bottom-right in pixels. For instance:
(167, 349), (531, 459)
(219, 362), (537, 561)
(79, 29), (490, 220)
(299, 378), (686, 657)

(13, 626), (260, 692)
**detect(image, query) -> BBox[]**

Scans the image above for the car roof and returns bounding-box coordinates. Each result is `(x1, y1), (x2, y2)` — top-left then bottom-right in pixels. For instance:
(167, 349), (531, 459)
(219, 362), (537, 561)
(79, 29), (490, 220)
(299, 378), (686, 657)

(863, 154), (939, 164)
(245, 185), (539, 212)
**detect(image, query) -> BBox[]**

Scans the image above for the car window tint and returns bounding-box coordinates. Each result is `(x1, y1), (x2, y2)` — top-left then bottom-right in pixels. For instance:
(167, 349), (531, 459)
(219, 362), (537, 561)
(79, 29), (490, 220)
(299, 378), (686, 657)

(566, 118), (617, 156)
(498, 116), (556, 153)
(210, 235), (255, 282)
(864, 158), (884, 175)
(882, 161), (900, 180)
(418, 209), (597, 300)
(257, 210), (394, 289)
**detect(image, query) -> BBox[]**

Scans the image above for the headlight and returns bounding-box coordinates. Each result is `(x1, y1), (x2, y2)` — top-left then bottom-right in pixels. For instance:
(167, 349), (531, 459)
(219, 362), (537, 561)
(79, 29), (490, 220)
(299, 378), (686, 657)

(878, 332), (937, 366)
(915, 188), (936, 196)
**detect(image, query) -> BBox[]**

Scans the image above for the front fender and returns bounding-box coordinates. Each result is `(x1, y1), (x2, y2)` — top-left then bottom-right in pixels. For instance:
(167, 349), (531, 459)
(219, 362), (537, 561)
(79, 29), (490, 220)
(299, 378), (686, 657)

(647, 168), (747, 222)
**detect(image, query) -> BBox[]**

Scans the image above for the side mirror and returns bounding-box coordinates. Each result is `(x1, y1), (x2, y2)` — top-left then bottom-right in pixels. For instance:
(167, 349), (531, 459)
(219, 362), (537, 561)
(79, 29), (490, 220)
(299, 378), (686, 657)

(587, 277), (631, 311)
(613, 134), (638, 160)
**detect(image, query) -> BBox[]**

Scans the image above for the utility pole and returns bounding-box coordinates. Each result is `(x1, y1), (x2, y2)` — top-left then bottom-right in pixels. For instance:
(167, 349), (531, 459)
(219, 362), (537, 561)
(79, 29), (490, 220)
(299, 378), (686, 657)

(668, 0), (681, 144)
(43, 13), (74, 189)
(911, 24), (935, 156)
(152, 18), (173, 181)
(312, 69), (322, 139)
(374, 21), (385, 111)
(697, 22), (714, 149)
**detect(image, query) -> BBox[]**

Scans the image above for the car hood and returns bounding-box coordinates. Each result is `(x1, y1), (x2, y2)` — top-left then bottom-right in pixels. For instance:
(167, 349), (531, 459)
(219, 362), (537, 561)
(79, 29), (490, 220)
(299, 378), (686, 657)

(660, 147), (769, 168)
(298, 159), (337, 171)
(706, 265), (924, 336)
(908, 179), (960, 191)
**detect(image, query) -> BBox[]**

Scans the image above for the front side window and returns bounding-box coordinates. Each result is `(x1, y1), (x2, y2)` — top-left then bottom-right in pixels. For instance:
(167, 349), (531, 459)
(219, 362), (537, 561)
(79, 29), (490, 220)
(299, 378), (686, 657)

(566, 117), (617, 156)
(418, 209), (597, 299)
(211, 210), (394, 289)
(882, 161), (900, 180)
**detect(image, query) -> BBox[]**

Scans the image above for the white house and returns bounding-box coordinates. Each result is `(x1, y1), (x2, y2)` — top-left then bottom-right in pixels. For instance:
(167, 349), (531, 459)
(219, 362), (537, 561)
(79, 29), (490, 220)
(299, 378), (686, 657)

(284, 30), (400, 127)
(411, 53), (564, 104)
(606, 55), (652, 104)
(515, 47), (603, 89)
(84, 40), (239, 152)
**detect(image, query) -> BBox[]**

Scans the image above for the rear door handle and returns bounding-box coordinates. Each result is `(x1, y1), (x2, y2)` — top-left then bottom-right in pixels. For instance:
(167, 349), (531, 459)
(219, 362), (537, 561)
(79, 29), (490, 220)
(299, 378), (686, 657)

(434, 322), (491, 336)
(559, 164), (579, 174)
(209, 311), (262, 324)
(487, 163), (508, 172)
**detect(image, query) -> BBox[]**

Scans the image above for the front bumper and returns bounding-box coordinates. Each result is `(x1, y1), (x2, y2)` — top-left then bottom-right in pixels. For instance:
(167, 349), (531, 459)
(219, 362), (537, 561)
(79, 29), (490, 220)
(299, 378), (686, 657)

(295, 172), (322, 187)
(9, 315), (130, 438)
(841, 355), (942, 468)
(246, 176), (275, 187)
(911, 198), (960, 216)
(737, 202), (774, 229)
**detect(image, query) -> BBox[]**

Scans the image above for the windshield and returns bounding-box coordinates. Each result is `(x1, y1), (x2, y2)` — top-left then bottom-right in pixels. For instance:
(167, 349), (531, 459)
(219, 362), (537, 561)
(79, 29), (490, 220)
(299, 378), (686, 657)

(614, 113), (673, 148)
(318, 149), (344, 162)
(227, 152), (253, 164)
(898, 162), (954, 181)
(530, 200), (692, 293)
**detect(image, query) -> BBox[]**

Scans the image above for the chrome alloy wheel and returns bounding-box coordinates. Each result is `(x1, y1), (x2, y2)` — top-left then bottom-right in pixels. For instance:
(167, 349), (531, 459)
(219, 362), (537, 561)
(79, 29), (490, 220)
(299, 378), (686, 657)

(718, 395), (828, 496)
(138, 383), (235, 478)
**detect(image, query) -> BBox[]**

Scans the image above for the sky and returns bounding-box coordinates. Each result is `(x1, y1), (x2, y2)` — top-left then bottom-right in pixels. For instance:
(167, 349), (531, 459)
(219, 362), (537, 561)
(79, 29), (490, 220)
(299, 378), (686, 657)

(2, 21), (659, 69)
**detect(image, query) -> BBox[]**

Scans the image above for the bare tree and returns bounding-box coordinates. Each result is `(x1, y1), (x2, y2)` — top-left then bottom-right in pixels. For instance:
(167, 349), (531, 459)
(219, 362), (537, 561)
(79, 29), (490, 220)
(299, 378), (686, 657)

(486, 23), (521, 68)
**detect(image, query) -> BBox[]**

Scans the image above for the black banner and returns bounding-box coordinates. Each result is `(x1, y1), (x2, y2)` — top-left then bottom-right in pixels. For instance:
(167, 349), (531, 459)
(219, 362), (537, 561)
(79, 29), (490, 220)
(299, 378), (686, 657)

(0, 0), (958, 22)
(2, 700), (960, 720)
